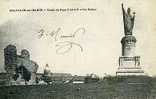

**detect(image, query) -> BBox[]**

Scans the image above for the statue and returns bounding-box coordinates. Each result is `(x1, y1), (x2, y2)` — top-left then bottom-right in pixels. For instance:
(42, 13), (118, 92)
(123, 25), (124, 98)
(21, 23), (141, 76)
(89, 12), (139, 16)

(122, 3), (135, 35)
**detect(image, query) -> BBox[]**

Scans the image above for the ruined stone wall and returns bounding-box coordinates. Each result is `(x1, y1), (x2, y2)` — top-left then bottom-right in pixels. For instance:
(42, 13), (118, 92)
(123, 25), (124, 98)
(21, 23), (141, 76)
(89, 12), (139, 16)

(3, 45), (38, 84)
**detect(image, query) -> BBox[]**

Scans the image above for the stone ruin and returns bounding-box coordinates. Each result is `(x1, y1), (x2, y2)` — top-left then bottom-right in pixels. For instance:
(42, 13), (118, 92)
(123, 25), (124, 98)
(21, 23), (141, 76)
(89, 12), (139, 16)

(4, 45), (38, 85)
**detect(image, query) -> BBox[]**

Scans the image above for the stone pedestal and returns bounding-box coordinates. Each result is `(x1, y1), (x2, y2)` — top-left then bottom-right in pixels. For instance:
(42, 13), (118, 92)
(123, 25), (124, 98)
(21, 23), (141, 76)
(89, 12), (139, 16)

(116, 35), (144, 76)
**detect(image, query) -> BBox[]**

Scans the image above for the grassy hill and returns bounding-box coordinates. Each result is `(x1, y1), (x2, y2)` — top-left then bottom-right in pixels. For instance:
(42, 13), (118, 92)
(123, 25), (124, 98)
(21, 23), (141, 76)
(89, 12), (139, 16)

(0, 76), (156, 99)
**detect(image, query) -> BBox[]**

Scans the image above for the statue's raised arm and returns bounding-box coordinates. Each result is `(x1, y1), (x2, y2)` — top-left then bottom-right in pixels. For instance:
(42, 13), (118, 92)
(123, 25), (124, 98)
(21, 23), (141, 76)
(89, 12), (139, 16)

(121, 3), (135, 35)
(121, 3), (125, 14)
(121, 3), (126, 34)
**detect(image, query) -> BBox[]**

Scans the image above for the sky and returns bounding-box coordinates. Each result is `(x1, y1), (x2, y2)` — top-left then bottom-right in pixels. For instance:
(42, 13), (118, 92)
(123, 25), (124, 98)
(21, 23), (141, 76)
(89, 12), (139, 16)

(0, 0), (156, 76)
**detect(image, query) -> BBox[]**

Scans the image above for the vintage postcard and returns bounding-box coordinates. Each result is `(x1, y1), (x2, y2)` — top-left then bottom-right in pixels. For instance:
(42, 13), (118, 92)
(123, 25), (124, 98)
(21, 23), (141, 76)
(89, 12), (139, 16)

(0, 0), (156, 99)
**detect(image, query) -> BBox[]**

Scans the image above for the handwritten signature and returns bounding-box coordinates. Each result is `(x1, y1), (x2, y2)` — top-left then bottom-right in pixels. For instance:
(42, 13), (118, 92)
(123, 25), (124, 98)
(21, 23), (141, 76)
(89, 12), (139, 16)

(38, 27), (85, 54)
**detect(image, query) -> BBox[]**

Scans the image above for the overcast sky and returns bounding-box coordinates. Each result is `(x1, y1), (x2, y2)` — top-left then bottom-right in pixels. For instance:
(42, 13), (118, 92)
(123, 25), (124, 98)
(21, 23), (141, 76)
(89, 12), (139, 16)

(0, 0), (156, 76)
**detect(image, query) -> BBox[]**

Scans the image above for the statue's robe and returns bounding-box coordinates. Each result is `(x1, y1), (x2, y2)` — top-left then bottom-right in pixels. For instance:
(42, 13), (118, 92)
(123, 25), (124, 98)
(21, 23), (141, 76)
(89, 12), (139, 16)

(124, 13), (134, 35)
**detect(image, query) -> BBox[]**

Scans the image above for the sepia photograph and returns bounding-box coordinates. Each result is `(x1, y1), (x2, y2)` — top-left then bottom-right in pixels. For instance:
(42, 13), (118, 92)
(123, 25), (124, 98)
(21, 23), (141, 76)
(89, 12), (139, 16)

(0, 0), (156, 99)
